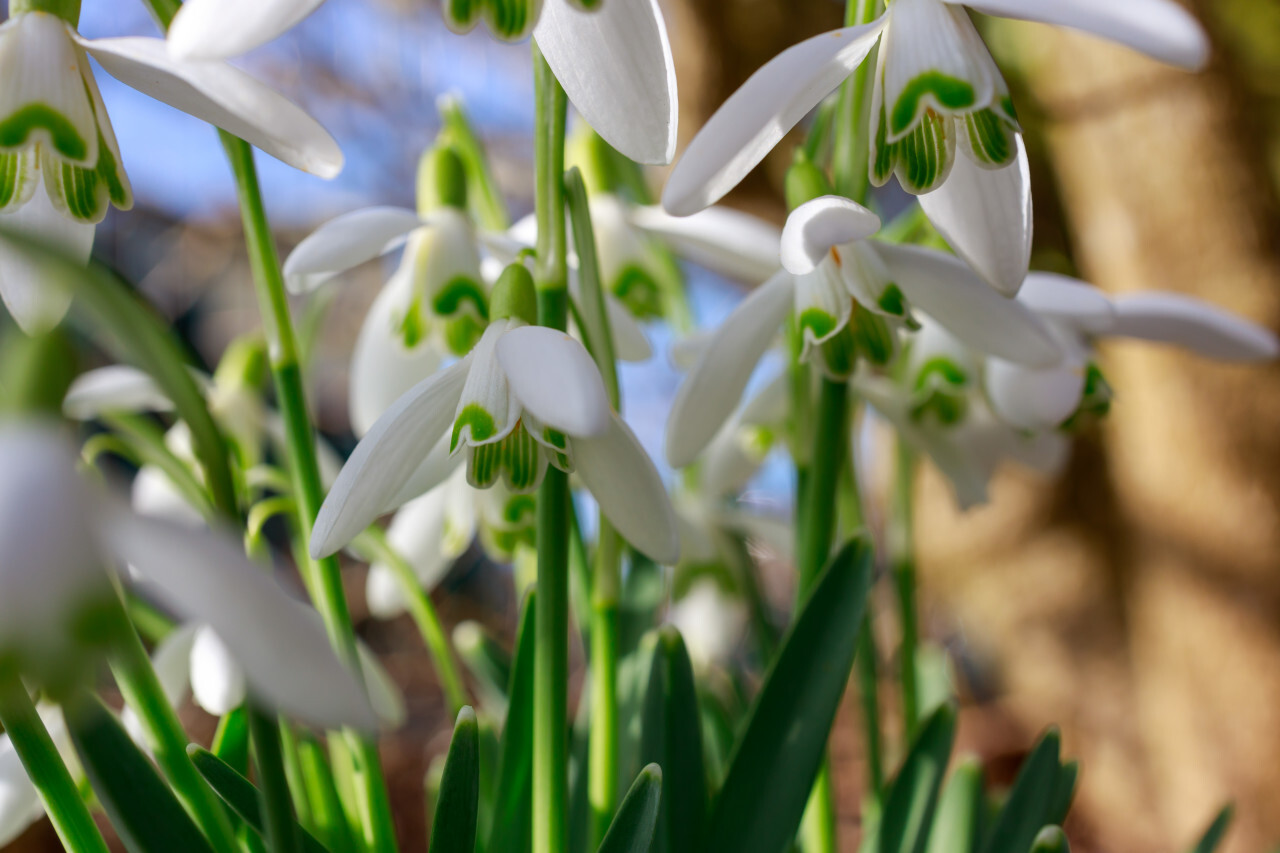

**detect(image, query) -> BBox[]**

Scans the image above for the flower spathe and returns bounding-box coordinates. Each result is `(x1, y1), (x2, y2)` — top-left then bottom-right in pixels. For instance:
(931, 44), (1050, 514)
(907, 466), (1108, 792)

(313, 317), (680, 565)
(660, 0), (1207, 293)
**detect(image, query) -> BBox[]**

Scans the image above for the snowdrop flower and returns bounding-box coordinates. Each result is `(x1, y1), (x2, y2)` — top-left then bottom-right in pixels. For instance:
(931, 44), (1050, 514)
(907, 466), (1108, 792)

(0, 1), (342, 334)
(983, 275), (1280, 431)
(661, 0), (1207, 294)
(666, 195), (1060, 468)
(0, 702), (77, 847)
(0, 420), (376, 730)
(168, 0), (678, 166)
(312, 265), (680, 566)
(668, 579), (748, 671)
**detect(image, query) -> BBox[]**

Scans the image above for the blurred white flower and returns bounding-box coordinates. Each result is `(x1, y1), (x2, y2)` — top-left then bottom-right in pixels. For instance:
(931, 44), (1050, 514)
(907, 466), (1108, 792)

(668, 580), (747, 671)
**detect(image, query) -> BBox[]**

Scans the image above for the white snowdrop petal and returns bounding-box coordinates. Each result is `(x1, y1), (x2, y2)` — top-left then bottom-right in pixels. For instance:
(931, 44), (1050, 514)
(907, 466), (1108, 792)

(167, 0), (327, 61)
(78, 36), (343, 178)
(453, 323), (520, 448)
(984, 357), (1085, 431)
(131, 466), (202, 526)
(0, 172), (94, 335)
(283, 207), (422, 293)
(629, 204), (782, 284)
(386, 436), (465, 513)
(780, 196), (881, 275)
(357, 644), (406, 728)
(535, 0), (678, 165)
(666, 271), (794, 467)
(189, 626), (246, 717)
(367, 480), (464, 619)
(63, 365), (173, 420)
(949, 0), (1209, 70)
(145, 623), (199, 710)
(919, 135), (1031, 297)
(312, 358), (471, 557)
(105, 510), (377, 731)
(1108, 293), (1280, 361)
(700, 421), (765, 500)
(573, 411), (680, 564)
(0, 15), (98, 166)
(794, 263), (853, 359)
(1016, 272), (1115, 333)
(661, 20), (886, 216)
(874, 242), (1061, 367)
(496, 326), (612, 439)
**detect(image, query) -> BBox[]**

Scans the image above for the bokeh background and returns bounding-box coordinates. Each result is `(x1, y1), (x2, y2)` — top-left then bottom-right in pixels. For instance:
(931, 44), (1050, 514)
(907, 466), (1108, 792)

(10, 0), (1280, 850)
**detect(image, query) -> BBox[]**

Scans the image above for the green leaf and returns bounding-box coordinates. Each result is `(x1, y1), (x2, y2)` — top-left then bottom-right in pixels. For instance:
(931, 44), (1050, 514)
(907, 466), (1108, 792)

(454, 621), (513, 717)
(597, 765), (663, 853)
(65, 694), (215, 853)
(641, 627), (709, 853)
(1188, 805), (1234, 853)
(1044, 760), (1078, 828)
(1029, 827), (1069, 853)
(980, 730), (1061, 853)
(211, 706), (250, 775)
(188, 746), (331, 853)
(926, 757), (983, 853)
(295, 733), (357, 853)
(486, 591), (537, 853)
(878, 703), (957, 853)
(702, 538), (874, 853)
(430, 707), (481, 853)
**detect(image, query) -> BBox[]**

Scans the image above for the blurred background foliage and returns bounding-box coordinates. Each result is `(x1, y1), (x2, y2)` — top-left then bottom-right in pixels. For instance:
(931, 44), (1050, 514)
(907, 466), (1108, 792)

(9, 0), (1280, 851)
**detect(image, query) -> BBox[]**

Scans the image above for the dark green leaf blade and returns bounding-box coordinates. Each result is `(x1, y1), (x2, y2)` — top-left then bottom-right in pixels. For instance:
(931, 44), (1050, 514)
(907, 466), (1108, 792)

(486, 590), (537, 853)
(640, 627), (708, 853)
(430, 707), (481, 853)
(1029, 827), (1069, 853)
(980, 729), (1061, 853)
(879, 703), (957, 853)
(1188, 805), (1234, 853)
(702, 538), (874, 853)
(66, 694), (216, 853)
(1045, 760), (1078, 828)
(926, 756), (983, 853)
(597, 765), (663, 853)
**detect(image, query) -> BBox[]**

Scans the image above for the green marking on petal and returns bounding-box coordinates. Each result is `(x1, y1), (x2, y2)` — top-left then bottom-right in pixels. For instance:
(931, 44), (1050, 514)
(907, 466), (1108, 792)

(432, 276), (489, 320)
(890, 72), (975, 136)
(444, 314), (485, 356)
(541, 427), (566, 451)
(465, 423), (545, 492)
(798, 308), (838, 344)
(819, 324), (858, 378)
(911, 388), (967, 426)
(443, 0), (482, 31)
(852, 309), (896, 367)
(43, 152), (108, 224)
(451, 403), (497, 451)
(396, 295), (429, 349)
(877, 283), (907, 317)
(503, 494), (537, 526)
(0, 150), (33, 212)
(913, 356), (969, 393)
(0, 104), (90, 163)
(871, 100), (895, 188)
(964, 109), (1016, 168)
(896, 112), (952, 194)
(1062, 362), (1113, 432)
(999, 94), (1018, 123)
(613, 264), (664, 321)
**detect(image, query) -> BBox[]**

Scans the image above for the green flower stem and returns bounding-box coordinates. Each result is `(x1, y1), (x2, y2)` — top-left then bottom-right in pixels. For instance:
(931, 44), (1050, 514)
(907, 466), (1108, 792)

(218, 134), (396, 853)
(249, 707), (301, 853)
(795, 379), (850, 597)
(0, 671), (110, 853)
(531, 39), (571, 853)
(105, 596), (240, 851)
(892, 440), (920, 740)
(832, 0), (883, 198)
(356, 528), (469, 715)
(855, 617), (884, 799)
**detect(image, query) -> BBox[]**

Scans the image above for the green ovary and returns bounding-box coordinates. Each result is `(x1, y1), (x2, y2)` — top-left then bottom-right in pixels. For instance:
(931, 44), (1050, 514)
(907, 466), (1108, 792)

(0, 104), (90, 163)
(890, 72), (975, 136)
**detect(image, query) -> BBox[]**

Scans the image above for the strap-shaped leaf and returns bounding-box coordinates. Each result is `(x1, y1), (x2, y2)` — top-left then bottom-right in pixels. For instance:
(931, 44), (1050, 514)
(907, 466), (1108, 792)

(1045, 760), (1078, 828)
(701, 538), (873, 853)
(640, 627), (708, 853)
(430, 707), (481, 853)
(979, 730), (1061, 853)
(66, 694), (216, 853)
(1188, 805), (1233, 853)
(879, 703), (957, 853)
(188, 746), (332, 853)
(925, 756), (983, 853)
(486, 591), (537, 853)
(597, 765), (663, 853)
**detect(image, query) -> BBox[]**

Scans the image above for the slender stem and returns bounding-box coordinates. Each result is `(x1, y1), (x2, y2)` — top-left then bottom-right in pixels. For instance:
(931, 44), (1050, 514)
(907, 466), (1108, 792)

(892, 440), (920, 741)
(0, 672), (110, 853)
(832, 0), (882, 198)
(358, 528), (469, 715)
(795, 379), (850, 597)
(249, 708), (301, 853)
(219, 134), (396, 853)
(106, 598), (239, 851)
(855, 617), (884, 800)
(531, 39), (571, 853)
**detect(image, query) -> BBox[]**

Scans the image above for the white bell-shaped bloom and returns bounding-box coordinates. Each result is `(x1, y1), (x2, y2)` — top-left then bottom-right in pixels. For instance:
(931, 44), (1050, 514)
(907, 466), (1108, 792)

(0, 6), (341, 333)
(0, 420), (377, 731)
(661, 0), (1206, 294)
(668, 579), (748, 671)
(313, 306), (680, 565)
(0, 701), (77, 847)
(666, 195), (1061, 468)
(169, 0), (677, 166)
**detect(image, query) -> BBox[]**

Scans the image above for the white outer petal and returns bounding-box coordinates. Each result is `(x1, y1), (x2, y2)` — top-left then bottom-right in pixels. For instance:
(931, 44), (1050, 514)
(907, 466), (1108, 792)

(0, 173), (94, 335)
(131, 466), (202, 525)
(357, 644), (406, 729)
(78, 36), (343, 178)
(63, 365), (174, 419)
(1017, 272), (1116, 334)
(168, 0), (327, 61)
(189, 626), (247, 717)
(283, 207), (422, 293)
(535, 0), (678, 165)
(948, 0), (1209, 70)
(496, 326), (612, 439)
(666, 271), (794, 467)
(780, 195), (881, 275)
(574, 411), (680, 564)
(367, 474), (471, 619)
(312, 358), (471, 558)
(104, 509), (377, 731)
(628, 204), (782, 284)
(1108, 293), (1280, 361)
(873, 241), (1061, 367)
(919, 135), (1032, 297)
(604, 294), (653, 362)
(661, 20), (886, 216)
(984, 356), (1086, 431)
